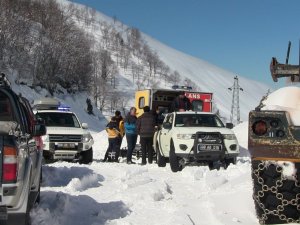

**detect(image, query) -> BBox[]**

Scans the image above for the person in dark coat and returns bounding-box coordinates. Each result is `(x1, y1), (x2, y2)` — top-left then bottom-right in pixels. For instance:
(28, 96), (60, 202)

(170, 92), (192, 112)
(154, 106), (165, 125)
(114, 110), (124, 160)
(124, 107), (138, 164)
(136, 106), (156, 165)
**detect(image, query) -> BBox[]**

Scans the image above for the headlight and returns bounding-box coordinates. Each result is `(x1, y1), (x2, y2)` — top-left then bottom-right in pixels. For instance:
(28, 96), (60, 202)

(177, 134), (193, 140)
(82, 133), (93, 143)
(41, 135), (49, 142)
(223, 134), (237, 140)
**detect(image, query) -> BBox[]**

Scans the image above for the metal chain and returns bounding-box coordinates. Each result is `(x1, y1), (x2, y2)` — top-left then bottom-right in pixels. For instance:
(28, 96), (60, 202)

(253, 161), (300, 224)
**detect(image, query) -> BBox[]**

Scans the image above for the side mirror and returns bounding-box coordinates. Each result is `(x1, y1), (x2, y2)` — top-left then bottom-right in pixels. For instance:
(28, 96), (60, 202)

(226, 123), (234, 129)
(33, 124), (46, 136)
(82, 123), (88, 129)
(162, 122), (172, 130)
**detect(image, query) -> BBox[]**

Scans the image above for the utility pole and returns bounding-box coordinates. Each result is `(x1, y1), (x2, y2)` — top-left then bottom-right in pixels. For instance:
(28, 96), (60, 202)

(228, 76), (243, 125)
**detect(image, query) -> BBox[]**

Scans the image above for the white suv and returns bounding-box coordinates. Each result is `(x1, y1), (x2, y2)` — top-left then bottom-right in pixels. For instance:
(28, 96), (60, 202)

(154, 112), (239, 172)
(33, 98), (94, 164)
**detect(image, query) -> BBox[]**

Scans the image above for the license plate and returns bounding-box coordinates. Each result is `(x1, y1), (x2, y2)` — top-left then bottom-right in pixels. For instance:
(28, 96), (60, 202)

(197, 144), (222, 152)
(57, 143), (76, 149)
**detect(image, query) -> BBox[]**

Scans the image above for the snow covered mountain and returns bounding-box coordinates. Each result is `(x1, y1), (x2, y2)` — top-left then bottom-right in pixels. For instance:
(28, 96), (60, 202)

(61, 0), (271, 123)
(143, 35), (270, 121)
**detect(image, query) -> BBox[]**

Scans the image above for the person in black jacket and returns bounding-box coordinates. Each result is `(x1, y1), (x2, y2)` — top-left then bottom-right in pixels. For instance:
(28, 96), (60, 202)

(170, 93), (192, 112)
(136, 106), (156, 165)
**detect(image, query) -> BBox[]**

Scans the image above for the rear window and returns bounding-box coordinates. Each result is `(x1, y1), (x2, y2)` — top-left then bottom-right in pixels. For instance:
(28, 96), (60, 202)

(0, 93), (14, 121)
(36, 112), (80, 128)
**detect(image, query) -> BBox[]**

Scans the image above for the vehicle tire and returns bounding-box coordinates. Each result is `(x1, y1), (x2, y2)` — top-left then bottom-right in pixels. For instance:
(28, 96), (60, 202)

(80, 148), (93, 164)
(169, 141), (182, 172)
(156, 142), (166, 167)
(251, 160), (300, 224)
(224, 157), (237, 169)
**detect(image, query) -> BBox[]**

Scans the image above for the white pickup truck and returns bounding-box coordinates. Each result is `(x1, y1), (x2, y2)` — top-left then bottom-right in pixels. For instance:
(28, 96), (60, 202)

(33, 98), (94, 164)
(154, 111), (239, 172)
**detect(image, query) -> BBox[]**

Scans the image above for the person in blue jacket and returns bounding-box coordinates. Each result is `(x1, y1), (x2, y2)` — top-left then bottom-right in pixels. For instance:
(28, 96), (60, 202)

(124, 107), (138, 164)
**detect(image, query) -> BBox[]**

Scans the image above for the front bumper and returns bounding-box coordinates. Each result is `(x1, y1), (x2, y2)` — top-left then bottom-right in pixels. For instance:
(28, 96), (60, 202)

(43, 140), (93, 160)
(174, 131), (239, 161)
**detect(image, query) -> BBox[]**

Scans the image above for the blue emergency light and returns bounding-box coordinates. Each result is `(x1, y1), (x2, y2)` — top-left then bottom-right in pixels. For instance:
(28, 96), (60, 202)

(58, 105), (70, 111)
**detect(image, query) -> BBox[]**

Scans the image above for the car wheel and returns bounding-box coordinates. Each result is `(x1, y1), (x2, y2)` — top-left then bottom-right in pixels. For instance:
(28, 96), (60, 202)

(252, 160), (300, 224)
(169, 141), (182, 172)
(156, 142), (166, 167)
(80, 148), (93, 164)
(224, 157), (237, 169)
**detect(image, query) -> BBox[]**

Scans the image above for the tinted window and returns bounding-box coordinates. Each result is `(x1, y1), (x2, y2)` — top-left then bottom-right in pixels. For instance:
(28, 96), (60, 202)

(36, 112), (80, 128)
(175, 114), (224, 128)
(192, 100), (203, 111)
(0, 94), (14, 121)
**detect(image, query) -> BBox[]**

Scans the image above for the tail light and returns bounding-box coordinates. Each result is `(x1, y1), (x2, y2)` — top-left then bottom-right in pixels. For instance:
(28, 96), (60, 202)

(3, 146), (17, 183)
(252, 118), (286, 138)
(252, 120), (267, 136)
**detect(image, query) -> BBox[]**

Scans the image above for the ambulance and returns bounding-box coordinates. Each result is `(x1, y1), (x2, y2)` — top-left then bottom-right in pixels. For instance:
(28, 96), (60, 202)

(135, 85), (213, 116)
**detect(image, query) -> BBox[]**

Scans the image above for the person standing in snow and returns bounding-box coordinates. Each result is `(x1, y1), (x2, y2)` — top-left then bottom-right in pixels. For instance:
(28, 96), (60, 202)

(136, 106), (156, 165)
(103, 117), (121, 162)
(170, 92), (192, 112)
(114, 110), (125, 160)
(124, 107), (138, 164)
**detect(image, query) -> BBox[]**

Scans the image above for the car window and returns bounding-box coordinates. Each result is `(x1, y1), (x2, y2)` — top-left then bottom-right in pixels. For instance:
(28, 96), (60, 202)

(0, 94), (14, 121)
(192, 100), (203, 111)
(175, 114), (224, 127)
(166, 114), (173, 124)
(36, 112), (81, 128)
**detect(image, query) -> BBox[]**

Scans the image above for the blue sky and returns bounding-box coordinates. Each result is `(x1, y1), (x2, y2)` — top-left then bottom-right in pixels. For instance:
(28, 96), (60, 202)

(73, 0), (300, 88)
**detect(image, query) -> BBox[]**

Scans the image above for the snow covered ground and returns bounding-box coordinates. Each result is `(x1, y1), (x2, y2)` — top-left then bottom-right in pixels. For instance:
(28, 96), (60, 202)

(27, 103), (258, 225)
(28, 86), (300, 225)
(31, 131), (258, 225)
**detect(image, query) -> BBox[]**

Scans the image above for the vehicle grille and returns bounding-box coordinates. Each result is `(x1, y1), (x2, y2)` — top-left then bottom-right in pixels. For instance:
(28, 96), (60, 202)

(49, 134), (82, 143)
(196, 132), (223, 144)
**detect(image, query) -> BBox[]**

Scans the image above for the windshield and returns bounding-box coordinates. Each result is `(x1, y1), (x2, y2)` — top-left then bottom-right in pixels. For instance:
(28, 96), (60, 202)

(175, 114), (224, 128)
(36, 112), (81, 128)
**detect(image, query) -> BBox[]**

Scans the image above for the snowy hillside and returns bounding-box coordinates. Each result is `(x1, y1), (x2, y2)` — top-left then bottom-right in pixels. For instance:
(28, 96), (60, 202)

(10, 74), (107, 132)
(143, 35), (270, 121)
(60, 0), (271, 123)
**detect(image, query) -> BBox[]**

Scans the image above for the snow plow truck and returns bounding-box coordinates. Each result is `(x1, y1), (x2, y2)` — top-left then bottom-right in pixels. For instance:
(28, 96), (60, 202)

(248, 42), (300, 224)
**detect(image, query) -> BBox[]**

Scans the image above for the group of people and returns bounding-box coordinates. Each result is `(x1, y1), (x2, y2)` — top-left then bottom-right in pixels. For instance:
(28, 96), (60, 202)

(103, 92), (191, 165)
(104, 106), (156, 165)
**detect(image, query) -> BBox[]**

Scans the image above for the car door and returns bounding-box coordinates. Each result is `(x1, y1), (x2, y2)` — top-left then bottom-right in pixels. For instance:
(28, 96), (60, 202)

(19, 100), (38, 186)
(159, 114), (174, 156)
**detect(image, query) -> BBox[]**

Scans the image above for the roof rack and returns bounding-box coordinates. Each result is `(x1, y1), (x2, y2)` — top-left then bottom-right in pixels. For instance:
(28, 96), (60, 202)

(0, 73), (11, 88)
(172, 85), (192, 91)
(33, 98), (60, 110)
